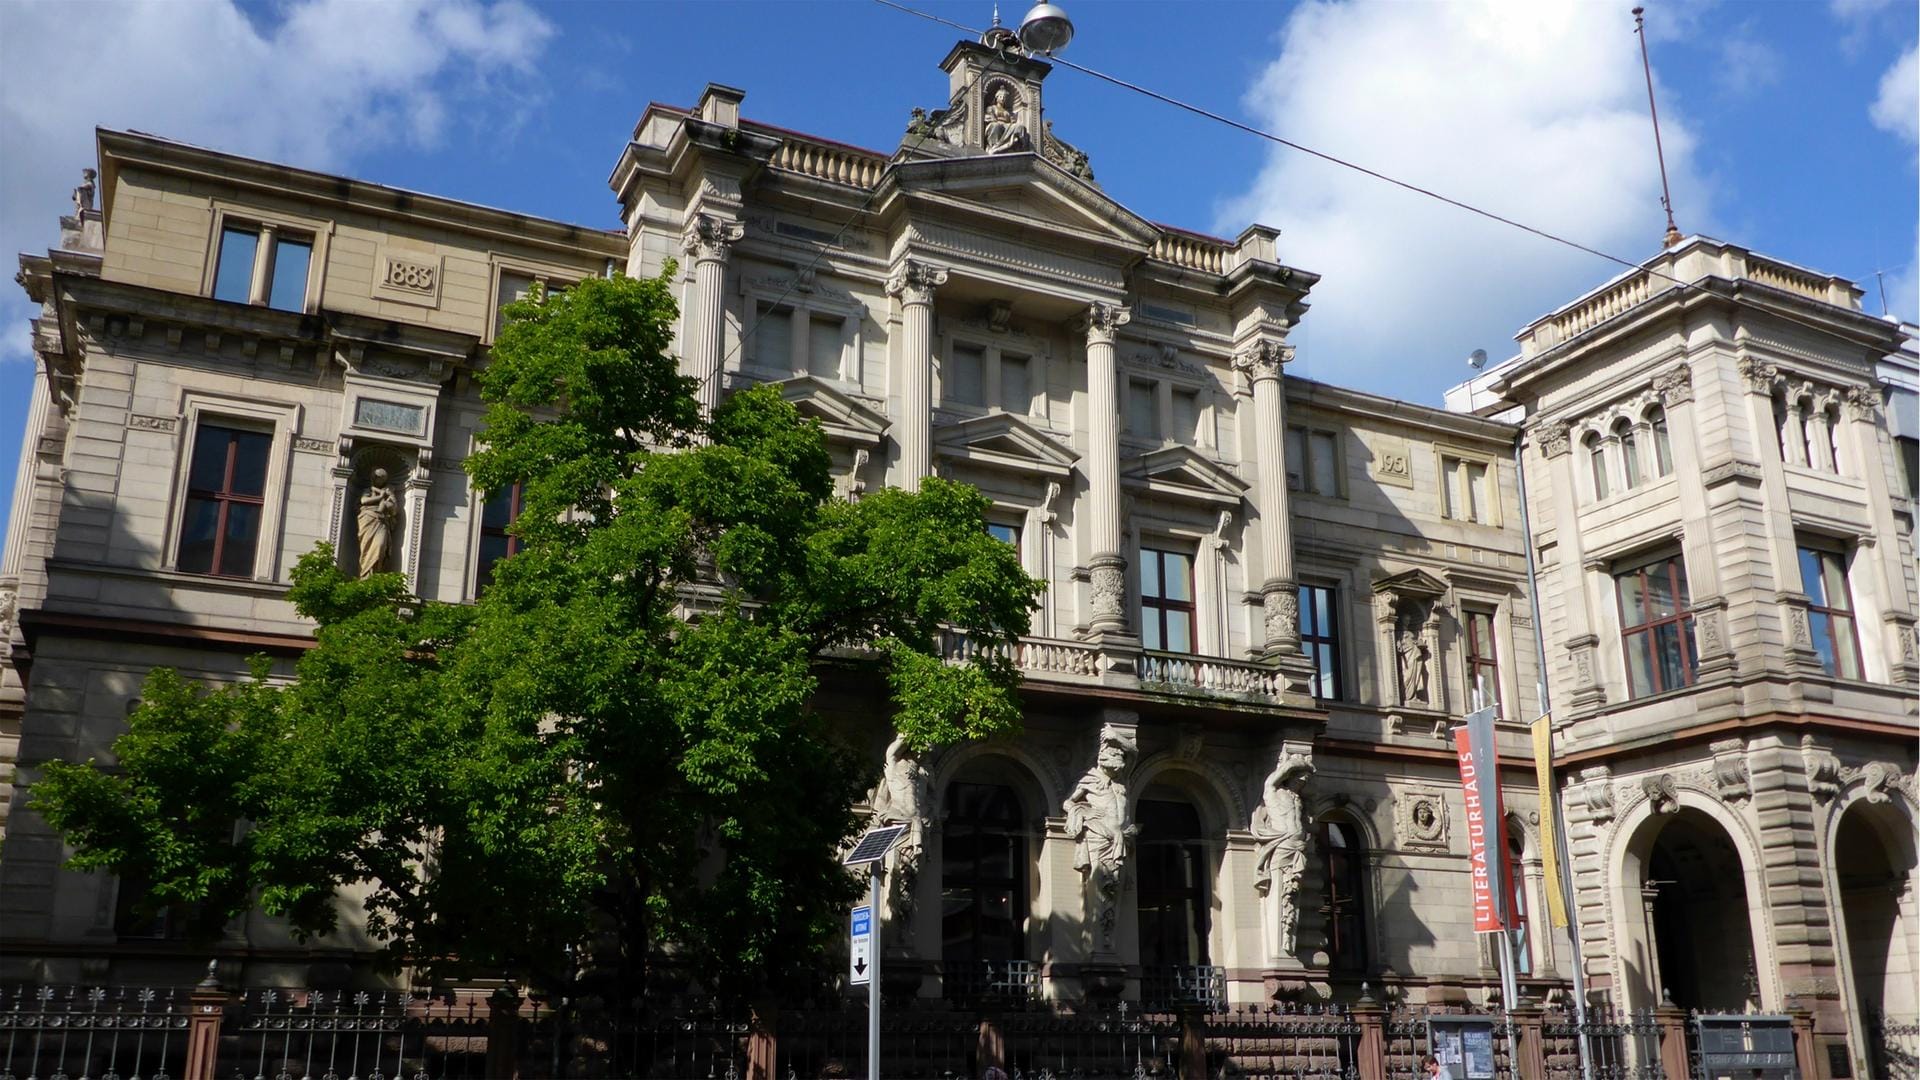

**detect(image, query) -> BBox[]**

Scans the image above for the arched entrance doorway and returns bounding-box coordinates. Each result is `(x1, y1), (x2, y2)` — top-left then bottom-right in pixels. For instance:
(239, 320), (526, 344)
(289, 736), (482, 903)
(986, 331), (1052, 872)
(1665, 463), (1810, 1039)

(1640, 809), (1760, 1011)
(1833, 799), (1918, 1076)
(1136, 786), (1212, 1003)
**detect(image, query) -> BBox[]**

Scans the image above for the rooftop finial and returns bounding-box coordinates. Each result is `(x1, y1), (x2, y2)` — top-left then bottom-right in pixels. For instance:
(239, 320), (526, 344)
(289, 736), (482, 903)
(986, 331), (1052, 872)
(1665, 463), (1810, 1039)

(992, 2), (1001, 27)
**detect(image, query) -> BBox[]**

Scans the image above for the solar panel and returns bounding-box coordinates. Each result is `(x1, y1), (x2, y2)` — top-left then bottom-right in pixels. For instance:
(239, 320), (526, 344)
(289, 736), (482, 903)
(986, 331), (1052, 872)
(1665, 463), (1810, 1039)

(843, 823), (908, 866)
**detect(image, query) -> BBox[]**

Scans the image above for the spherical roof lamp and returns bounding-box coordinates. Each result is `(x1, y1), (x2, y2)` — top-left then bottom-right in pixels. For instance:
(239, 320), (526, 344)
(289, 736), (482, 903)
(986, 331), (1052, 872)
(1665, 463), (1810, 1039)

(1018, 2), (1073, 55)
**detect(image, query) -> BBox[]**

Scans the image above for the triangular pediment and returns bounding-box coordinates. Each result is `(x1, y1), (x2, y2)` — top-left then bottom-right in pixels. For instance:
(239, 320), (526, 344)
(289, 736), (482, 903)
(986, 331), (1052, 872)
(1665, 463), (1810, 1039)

(1372, 568), (1450, 600)
(934, 411), (1079, 478)
(1121, 445), (1247, 508)
(775, 376), (888, 448)
(885, 155), (1161, 251)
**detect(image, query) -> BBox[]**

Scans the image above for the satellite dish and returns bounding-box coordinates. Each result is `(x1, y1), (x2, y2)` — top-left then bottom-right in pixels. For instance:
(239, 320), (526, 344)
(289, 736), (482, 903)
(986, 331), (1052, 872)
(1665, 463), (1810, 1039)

(1018, 2), (1074, 55)
(1467, 349), (1488, 370)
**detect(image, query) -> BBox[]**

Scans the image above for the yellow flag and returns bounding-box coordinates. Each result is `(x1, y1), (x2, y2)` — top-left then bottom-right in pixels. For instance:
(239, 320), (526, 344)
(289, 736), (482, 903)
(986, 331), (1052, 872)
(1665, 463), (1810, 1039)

(1531, 714), (1570, 929)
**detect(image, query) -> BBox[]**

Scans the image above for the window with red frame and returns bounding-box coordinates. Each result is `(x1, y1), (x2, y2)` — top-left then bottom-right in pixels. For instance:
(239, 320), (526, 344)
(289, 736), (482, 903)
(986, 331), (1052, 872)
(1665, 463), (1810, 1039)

(1616, 554), (1696, 698)
(177, 422), (271, 577)
(1465, 609), (1501, 714)
(476, 484), (523, 590)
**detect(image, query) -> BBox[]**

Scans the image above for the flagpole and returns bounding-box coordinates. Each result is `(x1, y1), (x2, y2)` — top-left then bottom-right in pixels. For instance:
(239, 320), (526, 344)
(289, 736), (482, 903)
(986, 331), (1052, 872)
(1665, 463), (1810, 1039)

(1515, 435), (1594, 1080)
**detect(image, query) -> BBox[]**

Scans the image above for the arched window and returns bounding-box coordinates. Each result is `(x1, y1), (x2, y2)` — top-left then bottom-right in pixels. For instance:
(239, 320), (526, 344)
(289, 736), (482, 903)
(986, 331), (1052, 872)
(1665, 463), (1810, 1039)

(1824, 402), (1843, 474)
(1771, 389), (1792, 463)
(1138, 793), (1211, 997)
(1585, 432), (1609, 501)
(942, 781), (1028, 998)
(1615, 418), (1640, 490)
(1318, 818), (1370, 974)
(1648, 406), (1673, 477)
(1505, 817), (1531, 976)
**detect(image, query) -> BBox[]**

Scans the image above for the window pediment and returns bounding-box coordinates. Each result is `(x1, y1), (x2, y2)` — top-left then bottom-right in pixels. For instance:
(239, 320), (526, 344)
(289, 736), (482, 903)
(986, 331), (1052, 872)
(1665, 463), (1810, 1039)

(1371, 568), (1449, 602)
(775, 375), (888, 448)
(934, 411), (1078, 479)
(1121, 445), (1247, 508)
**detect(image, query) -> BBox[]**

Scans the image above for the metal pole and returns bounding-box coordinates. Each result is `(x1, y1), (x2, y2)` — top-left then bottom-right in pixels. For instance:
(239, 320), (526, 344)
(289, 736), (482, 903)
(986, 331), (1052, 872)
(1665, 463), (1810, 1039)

(1514, 435), (1594, 1080)
(868, 862), (881, 1080)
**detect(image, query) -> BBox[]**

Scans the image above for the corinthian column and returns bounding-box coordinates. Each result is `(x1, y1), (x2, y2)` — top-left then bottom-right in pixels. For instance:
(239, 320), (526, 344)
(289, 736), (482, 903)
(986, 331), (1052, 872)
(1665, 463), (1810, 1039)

(1235, 340), (1300, 654)
(1082, 302), (1131, 634)
(682, 213), (744, 419)
(887, 259), (948, 491)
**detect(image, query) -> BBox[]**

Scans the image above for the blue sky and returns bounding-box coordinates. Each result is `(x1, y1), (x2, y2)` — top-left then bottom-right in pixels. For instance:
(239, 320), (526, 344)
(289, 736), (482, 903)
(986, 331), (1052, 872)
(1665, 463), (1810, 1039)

(1, 0), (1915, 547)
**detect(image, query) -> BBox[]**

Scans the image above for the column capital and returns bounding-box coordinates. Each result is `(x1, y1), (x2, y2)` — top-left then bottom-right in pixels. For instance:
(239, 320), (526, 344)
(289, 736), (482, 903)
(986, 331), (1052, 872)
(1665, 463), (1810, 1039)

(1653, 363), (1693, 407)
(1232, 339), (1294, 383)
(1844, 384), (1883, 421)
(1079, 301), (1132, 345)
(886, 259), (949, 305)
(1738, 357), (1780, 393)
(681, 212), (744, 262)
(1535, 419), (1572, 459)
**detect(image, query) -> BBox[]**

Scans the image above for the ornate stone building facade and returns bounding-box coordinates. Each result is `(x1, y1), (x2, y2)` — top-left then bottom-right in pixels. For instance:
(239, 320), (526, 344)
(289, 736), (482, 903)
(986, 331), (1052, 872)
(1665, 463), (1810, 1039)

(1, 30), (1913, 1077)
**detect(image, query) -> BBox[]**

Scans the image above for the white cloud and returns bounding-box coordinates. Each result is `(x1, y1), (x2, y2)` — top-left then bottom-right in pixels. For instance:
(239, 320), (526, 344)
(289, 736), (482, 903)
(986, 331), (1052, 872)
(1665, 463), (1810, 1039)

(1716, 34), (1782, 99)
(0, 0), (554, 361)
(1218, 0), (1709, 403)
(1870, 43), (1919, 320)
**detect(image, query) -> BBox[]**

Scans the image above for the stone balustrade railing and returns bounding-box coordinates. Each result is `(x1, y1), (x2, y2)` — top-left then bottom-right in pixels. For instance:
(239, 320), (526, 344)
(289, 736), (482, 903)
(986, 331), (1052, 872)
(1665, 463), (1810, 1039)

(941, 631), (1100, 679)
(770, 137), (886, 189)
(1150, 230), (1229, 274)
(1138, 650), (1285, 699)
(1545, 270), (1653, 343)
(1747, 257), (1836, 303)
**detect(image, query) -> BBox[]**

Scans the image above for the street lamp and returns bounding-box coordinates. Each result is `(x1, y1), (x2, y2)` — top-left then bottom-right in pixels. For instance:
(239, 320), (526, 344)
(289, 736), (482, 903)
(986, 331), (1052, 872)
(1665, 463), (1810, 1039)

(1018, 1), (1074, 55)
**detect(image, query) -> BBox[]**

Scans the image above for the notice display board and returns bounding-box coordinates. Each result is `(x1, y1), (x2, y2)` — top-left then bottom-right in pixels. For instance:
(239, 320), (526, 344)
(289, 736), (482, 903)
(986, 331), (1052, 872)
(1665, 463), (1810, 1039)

(1427, 1016), (1497, 1080)
(1693, 1014), (1797, 1078)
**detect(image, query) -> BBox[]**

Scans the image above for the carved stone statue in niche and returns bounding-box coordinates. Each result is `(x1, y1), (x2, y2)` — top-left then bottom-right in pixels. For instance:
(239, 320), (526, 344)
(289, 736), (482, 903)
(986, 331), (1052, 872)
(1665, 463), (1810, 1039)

(356, 467), (397, 579)
(1063, 724), (1136, 953)
(982, 85), (1030, 154)
(1250, 751), (1314, 960)
(868, 732), (930, 933)
(1395, 602), (1433, 706)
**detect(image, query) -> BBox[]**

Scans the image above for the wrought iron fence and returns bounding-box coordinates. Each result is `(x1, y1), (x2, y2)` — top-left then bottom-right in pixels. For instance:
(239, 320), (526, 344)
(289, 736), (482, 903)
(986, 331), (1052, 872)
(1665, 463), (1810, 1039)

(0, 985), (190, 1080)
(1541, 1002), (1665, 1080)
(1869, 1010), (1920, 1080)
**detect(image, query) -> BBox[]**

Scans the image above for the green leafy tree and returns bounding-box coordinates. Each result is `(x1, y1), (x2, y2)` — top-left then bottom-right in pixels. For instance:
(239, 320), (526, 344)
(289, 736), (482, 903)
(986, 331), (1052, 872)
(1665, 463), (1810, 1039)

(31, 271), (1041, 999)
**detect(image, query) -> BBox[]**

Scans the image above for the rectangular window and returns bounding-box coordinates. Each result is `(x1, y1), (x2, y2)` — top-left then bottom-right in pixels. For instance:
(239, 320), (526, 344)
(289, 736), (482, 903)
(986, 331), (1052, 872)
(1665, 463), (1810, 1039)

(1465, 608), (1501, 713)
(986, 521), (1020, 547)
(1897, 435), (1918, 501)
(476, 484), (524, 592)
(1171, 388), (1200, 445)
(1139, 547), (1194, 653)
(1798, 544), (1862, 680)
(749, 302), (793, 368)
(178, 422), (272, 577)
(1000, 353), (1031, 413)
(212, 226), (258, 303)
(949, 343), (986, 406)
(1298, 582), (1343, 700)
(1616, 554), (1697, 698)
(808, 314), (844, 379)
(1129, 379), (1159, 440)
(1288, 426), (1341, 495)
(264, 237), (311, 313)
(212, 224), (312, 311)
(1443, 457), (1491, 522)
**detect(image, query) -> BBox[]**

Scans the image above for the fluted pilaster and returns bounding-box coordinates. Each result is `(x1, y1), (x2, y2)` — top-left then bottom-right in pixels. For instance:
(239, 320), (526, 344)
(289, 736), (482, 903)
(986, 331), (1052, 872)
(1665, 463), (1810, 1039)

(682, 213), (744, 420)
(1082, 302), (1131, 633)
(887, 259), (949, 490)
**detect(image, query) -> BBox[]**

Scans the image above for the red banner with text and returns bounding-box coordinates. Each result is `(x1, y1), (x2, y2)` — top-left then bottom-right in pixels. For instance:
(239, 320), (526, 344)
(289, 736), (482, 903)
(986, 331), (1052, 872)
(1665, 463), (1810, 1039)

(1455, 719), (1510, 933)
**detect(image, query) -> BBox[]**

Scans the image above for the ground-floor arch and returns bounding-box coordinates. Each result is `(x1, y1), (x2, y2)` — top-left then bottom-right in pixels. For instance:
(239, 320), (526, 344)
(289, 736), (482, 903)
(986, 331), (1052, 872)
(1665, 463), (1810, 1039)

(1614, 803), (1769, 1013)
(1831, 795), (1919, 1077)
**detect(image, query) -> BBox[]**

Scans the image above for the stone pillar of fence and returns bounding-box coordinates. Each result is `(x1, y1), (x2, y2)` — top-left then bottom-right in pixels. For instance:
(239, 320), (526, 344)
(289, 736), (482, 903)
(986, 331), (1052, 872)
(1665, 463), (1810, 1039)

(183, 962), (232, 1080)
(748, 1000), (779, 1080)
(486, 989), (522, 1080)
(1788, 1005), (1819, 1080)
(1510, 1003), (1548, 1078)
(1654, 1004), (1691, 1079)
(1352, 992), (1388, 1080)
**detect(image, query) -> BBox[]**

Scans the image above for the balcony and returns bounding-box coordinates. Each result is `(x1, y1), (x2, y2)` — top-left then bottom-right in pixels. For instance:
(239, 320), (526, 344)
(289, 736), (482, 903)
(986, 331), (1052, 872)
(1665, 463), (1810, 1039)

(938, 632), (1291, 706)
(1141, 965), (1226, 1009)
(942, 959), (1041, 1007)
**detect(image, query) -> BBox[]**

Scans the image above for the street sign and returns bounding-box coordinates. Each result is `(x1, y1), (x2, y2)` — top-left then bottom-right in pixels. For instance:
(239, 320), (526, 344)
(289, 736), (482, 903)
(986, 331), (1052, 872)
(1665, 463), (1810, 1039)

(849, 904), (873, 986)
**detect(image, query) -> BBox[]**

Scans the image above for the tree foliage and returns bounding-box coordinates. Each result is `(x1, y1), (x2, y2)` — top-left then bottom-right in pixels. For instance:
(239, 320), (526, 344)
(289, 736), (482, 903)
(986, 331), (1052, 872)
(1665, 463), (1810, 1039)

(31, 271), (1041, 997)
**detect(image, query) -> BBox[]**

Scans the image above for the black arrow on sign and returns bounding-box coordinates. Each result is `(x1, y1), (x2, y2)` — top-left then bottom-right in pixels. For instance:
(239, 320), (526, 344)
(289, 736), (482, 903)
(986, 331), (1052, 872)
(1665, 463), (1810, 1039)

(854, 959), (868, 975)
